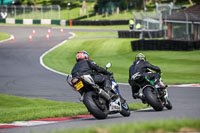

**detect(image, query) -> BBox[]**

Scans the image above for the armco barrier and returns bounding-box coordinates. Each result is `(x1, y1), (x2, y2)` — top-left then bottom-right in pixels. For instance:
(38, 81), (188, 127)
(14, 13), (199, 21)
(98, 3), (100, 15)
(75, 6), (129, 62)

(41, 19), (51, 25)
(72, 20), (129, 26)
(118, 30), (164, 38)
(0, 18), (139, 26)
(51, 20), (60, 25)
(15, 19), (23, 24)
(23, 19), (33, 25)
(131, 40), (200, 51)
(0, 19), (5, 23)
(33, 20), (41, 24)
(6, 18), (15, 24)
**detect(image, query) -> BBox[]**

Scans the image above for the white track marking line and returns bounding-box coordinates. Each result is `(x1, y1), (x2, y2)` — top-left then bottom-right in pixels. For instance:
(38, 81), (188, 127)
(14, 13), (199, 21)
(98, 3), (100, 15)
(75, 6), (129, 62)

(0, 121), (57, 126)
(69, 32), (75, 39)
(40, 39), (69, 76)
(39, 32), (76, 77)
(0, 34), (12, 43)
(169, 84), (200, 87)
(135, 107), (153, 112)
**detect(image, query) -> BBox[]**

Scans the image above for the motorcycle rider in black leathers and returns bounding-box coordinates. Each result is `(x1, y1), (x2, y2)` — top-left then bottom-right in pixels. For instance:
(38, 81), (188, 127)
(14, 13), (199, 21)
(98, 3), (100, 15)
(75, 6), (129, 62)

(71, 50), (114, 97)
(129, 53), (164, 99)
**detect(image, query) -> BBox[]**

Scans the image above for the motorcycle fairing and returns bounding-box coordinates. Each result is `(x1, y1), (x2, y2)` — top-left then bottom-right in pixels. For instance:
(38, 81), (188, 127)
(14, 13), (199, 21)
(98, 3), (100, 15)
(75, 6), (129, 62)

(109, 97), (122, 112)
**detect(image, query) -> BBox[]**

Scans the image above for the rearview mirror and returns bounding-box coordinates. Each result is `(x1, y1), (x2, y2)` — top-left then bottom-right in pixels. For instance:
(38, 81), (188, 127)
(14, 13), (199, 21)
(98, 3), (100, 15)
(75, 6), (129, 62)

(106, 63), (112, 69)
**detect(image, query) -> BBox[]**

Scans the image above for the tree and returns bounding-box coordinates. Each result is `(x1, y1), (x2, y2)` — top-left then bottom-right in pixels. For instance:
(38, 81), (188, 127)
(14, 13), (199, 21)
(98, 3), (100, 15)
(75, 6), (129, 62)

(27, 0), (37, 5)
(15, 0), (25, 5)
(120, 0), (128, 9)
(51, 0), (66, 6)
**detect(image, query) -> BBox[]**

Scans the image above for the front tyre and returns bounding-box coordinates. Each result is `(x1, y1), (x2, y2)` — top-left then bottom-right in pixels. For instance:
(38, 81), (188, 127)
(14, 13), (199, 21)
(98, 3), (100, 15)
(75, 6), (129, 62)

(83, 91), (108, 119)
(165, 99), (172, 110)
(120, 101), (131, 117)
(143, 87), (163, 111)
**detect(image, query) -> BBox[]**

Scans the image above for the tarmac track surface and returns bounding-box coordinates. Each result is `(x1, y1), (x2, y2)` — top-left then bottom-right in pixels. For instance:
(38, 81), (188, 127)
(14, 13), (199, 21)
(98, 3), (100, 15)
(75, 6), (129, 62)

(0, 26), (200, 133)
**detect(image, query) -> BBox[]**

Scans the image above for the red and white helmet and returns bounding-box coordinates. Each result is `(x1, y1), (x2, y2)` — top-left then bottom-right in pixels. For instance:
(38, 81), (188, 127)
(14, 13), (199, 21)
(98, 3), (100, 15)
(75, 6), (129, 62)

(76, 50), (89, 61)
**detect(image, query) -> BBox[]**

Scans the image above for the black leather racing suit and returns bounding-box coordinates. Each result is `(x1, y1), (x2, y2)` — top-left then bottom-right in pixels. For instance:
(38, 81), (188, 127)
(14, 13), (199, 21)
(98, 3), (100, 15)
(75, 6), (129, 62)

(128, 60), (161, 97)
(71, 59), (112, 91)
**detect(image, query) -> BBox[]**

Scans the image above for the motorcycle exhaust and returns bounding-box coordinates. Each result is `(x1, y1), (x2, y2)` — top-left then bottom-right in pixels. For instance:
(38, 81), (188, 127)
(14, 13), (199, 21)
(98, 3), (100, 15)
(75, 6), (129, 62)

(98, 89), (110, 101)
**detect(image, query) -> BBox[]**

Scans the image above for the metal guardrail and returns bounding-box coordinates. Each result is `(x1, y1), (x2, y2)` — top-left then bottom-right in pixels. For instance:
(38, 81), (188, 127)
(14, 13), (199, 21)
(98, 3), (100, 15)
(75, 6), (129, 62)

(0, 5), (60, 19)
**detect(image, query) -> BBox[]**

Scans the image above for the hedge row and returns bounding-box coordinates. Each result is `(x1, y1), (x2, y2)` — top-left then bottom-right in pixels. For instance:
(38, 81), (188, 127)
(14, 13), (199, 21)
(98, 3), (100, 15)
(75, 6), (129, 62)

(118, 30), (164, 38)
(131, 39), (200, 51)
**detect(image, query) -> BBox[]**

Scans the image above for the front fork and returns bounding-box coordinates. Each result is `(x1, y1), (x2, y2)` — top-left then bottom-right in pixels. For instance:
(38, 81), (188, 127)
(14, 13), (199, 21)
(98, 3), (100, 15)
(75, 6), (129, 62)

(153, 87), (167, 106)
(111, 80), (120, 96)
(157, 88), (169, 105)
(163, 89), (169, 104)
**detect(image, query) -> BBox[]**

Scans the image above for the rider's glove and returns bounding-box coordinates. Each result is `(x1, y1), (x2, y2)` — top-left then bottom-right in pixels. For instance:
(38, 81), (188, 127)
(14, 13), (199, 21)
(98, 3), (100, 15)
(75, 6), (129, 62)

(158, 71), (162, 75)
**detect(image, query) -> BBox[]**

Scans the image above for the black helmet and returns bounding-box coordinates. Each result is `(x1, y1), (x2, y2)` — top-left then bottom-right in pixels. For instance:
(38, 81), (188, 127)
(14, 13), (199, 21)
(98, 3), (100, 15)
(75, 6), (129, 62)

(76, 50), (89, 61)
(135, 53), (146, 61)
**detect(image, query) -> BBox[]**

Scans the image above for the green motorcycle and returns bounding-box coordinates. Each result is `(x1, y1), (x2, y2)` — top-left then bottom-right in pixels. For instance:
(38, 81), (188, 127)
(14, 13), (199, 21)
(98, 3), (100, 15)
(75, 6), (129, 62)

(132, 72), (172, 111)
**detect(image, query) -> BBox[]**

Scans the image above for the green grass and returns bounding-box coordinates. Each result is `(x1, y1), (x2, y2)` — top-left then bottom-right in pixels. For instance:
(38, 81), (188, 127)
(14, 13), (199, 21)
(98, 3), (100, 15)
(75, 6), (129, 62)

(73, 32), (118, 38)
(65, 25), (129, 30)
(43, 32), (200, 85)
(0, 94), (147, 123)
(52, 119), (200, 133)
(0, 23), (129, 30)
(0, 94), (87, 123)
(0, 32), (10, 41)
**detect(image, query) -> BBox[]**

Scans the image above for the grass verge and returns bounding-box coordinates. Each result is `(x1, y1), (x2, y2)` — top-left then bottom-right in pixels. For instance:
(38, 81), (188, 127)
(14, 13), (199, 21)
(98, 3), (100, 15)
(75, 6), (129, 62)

(43, 32), (200, 85)
(59, 25), (129, 30)
(52, 119), (200, 133)
(0, 32), (10, 41)
(0, 94), (147, 123)
(0, 24), (129, 30)
(73, 31), (118, 38)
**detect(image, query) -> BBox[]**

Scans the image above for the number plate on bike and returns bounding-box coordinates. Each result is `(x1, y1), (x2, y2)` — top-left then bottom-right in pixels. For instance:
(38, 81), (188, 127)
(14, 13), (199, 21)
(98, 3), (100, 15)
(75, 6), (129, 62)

(74, 81), (84, 91)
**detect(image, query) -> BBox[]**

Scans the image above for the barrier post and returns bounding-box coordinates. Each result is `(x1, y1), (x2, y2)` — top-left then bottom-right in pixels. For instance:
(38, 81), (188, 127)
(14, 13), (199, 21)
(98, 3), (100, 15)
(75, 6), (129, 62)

(69, 20), (72, 26)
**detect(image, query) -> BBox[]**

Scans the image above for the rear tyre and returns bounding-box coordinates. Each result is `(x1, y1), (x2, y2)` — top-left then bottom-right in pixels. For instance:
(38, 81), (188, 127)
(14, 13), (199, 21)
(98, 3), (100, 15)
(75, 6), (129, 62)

(143, 87), (163, 111)
(83, 91), (108, 119)
(165, 99), (172, 110)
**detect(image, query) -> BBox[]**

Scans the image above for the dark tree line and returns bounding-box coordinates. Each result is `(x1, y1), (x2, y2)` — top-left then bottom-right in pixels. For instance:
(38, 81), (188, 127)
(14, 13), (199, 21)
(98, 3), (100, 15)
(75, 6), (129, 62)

(12, 0), (199, 8)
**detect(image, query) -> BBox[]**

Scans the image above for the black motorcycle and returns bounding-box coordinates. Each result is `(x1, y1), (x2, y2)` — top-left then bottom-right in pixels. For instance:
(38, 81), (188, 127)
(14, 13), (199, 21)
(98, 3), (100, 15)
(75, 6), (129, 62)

(131, 71), (172, 111)
(67, 63), (130, 119)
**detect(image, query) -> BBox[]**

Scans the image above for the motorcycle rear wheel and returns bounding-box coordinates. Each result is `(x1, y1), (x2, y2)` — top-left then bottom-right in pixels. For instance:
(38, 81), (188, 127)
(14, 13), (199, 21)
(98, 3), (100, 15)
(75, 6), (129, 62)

(83, 91), (108, 119)
(143, 87), (163, 111)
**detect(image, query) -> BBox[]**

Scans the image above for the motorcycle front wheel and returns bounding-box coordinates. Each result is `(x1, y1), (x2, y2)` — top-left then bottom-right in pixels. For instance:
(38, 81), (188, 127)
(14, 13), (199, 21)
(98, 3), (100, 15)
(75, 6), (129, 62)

(83, 91), (108, 119)
(143, 87), (163, 111)
(165, 99), (172, 110)
(120, 102), (131, 117)
(119, 95), (130, 117)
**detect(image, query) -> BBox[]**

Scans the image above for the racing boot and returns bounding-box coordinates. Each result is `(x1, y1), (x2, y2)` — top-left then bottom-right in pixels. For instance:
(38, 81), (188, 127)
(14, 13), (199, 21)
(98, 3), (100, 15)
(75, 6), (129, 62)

(139, 93), (146, 104)
(133, 93), (140, 99)
(133, 92), (144, 99)
(133, 93), (146, 104)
